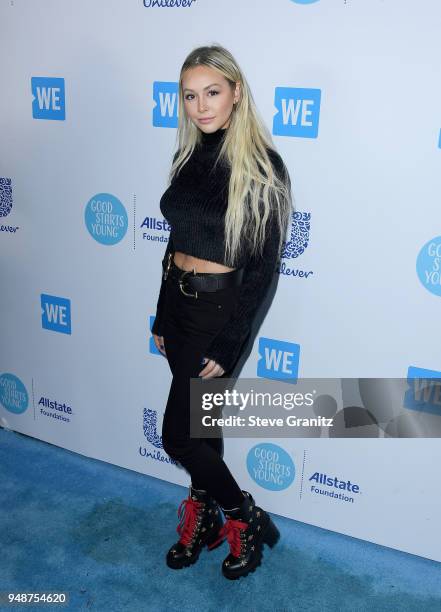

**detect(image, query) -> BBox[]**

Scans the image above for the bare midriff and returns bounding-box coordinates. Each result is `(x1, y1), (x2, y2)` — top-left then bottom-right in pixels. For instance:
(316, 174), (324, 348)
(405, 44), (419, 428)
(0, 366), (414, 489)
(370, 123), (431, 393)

(173, 251), (236, 273)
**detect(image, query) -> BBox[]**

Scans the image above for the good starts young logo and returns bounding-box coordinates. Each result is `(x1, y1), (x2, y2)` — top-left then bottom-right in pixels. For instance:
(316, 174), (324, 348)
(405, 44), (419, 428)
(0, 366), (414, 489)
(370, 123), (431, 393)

(246, 443), (295, 491)
(416, 236), (441, 297)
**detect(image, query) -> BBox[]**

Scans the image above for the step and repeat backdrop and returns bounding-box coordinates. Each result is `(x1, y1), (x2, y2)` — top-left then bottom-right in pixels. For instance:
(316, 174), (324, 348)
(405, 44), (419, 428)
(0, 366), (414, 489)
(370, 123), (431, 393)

(1, 0), (441, 562)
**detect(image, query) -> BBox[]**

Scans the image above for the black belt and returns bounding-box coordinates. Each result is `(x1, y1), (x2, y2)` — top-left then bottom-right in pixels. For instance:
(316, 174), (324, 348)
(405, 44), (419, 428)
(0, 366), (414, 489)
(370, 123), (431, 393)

(162, 253), (244, 297)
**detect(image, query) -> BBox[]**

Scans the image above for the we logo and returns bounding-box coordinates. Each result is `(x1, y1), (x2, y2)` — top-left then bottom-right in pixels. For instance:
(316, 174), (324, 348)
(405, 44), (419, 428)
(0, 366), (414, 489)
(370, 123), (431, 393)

(273, 87), (321, 138)
(257, 338), (300, 381)
(31, 77), (65, 120)
(153, 81), (178, 128)
(149, 315), (162, 355)
(41, 294), (71, 334)
(404, 366), (441, 417)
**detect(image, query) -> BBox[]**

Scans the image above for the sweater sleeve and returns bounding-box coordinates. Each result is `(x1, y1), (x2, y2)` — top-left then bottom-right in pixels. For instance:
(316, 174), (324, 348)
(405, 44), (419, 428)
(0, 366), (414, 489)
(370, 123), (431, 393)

(203, 210), (282, 372)
(151, 148), (180, 336)
(203, 152), (290, 373)
(151, 233), (174, 337)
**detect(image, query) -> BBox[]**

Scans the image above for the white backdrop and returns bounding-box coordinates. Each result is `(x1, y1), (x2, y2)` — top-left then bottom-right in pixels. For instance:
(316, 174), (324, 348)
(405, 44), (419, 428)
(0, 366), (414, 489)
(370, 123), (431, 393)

(1, 0), (441, 562)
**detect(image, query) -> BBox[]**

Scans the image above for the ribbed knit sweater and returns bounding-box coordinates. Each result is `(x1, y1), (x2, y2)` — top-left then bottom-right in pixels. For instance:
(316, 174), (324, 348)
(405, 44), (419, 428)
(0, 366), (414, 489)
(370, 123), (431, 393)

(152, 126), (289, 373)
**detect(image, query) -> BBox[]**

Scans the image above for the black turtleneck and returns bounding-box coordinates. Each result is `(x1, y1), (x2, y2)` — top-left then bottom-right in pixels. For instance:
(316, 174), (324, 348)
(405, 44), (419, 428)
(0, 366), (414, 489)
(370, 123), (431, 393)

(151, 127), (289, 373)
(200, 125), (227, 144)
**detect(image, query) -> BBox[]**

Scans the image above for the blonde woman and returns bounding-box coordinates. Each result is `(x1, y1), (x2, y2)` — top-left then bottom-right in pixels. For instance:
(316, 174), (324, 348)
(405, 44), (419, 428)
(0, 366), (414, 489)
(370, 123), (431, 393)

(151, 44), (293, 580)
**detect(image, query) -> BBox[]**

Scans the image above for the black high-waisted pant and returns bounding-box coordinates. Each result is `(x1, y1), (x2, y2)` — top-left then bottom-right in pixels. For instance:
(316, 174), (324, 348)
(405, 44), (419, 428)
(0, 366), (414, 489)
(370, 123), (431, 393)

(160, 259), (245, 510)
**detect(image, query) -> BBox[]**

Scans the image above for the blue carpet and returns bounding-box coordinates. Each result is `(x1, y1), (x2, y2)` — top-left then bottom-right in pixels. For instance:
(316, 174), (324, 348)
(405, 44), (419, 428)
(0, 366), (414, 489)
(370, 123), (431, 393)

(1, 426), (441, 611)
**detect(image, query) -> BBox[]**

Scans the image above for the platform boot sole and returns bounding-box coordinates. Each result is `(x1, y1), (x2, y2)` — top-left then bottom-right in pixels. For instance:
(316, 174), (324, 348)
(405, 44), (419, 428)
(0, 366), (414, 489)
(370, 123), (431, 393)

(166, 524), (225, 569)
(222, 517), (280, 580)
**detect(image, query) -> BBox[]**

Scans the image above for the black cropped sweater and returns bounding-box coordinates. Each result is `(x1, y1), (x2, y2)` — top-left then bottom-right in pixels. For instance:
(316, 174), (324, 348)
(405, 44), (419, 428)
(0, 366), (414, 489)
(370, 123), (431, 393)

(152, 126), (290, 373)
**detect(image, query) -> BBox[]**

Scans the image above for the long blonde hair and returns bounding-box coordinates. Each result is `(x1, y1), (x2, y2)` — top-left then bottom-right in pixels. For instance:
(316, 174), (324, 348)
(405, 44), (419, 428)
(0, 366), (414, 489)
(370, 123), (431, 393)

(169, 44), (294, 268)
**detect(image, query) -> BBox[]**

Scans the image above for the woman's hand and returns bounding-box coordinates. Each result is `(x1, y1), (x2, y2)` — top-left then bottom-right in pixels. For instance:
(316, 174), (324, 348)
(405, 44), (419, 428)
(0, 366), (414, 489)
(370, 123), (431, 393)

(152, 333), (166, 357)
(199, 358), (225, 379)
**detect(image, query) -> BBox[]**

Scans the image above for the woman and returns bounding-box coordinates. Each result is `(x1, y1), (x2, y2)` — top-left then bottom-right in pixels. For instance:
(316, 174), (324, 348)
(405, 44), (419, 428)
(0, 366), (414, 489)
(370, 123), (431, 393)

(151, 44), (293, 580)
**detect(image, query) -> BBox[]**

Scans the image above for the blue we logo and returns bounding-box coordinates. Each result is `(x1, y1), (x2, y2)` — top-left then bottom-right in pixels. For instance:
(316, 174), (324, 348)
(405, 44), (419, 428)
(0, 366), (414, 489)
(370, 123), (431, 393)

(153, 81), (178, 128)
(31, 77), (65, 120)
(404, 366), (441, 416)
(257, 337), (300, 381)
(149, 315), (162, 355)
(273, 87), (321, 138)
(41, 294), (71, 334)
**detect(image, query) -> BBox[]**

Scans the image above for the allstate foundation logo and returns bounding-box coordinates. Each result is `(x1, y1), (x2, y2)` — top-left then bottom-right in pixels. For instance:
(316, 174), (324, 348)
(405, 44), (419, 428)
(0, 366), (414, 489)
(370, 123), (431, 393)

(0, 373), (28, 415)
(277, 212), (314, 280)
(141, 216), (171, 237)
(31, 77), (65, 120)
(273, 87), (321, 138)
(85, 193), (128, 245)
(141, 215), (172, 247)
(153, 82), (178, 128)
(309, 471), (361, 502)
(37, 395), (73, 422)
(247, 443), (295, 491)
(416, 236), (441, 296)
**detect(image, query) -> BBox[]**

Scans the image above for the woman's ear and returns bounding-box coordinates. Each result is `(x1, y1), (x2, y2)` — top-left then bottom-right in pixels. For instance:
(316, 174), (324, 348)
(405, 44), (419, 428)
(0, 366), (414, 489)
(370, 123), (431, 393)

(234, 82), (241, 104)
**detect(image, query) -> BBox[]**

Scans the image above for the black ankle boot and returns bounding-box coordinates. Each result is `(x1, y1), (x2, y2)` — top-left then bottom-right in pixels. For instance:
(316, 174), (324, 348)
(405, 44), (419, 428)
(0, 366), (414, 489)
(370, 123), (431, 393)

(166, 485), (224, 569)
(207, 490), (280, 580)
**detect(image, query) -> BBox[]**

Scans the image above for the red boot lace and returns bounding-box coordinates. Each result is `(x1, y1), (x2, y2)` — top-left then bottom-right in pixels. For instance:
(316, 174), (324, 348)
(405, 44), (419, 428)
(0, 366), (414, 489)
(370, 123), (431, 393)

(176, 497), (204, 546)
(207, 518), (248, 556)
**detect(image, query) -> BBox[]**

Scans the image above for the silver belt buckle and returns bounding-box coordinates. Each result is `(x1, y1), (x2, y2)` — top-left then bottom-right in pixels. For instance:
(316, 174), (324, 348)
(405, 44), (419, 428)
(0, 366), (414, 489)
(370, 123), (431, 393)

(179, 268), (198, 298)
